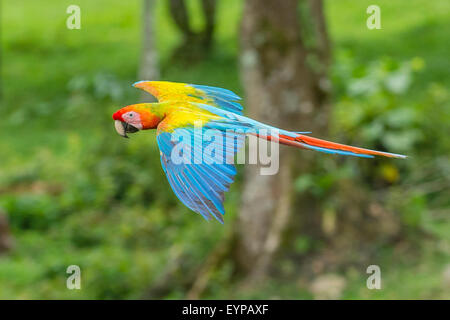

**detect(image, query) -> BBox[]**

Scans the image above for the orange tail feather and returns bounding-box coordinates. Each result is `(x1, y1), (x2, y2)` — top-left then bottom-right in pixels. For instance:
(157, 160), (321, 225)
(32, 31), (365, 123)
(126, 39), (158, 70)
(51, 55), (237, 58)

(275, 133), (407, 159)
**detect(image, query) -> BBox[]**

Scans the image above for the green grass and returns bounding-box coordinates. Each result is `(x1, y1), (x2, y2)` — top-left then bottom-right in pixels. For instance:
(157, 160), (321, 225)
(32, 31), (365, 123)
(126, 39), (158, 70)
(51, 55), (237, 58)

(0, 0), (448, 299)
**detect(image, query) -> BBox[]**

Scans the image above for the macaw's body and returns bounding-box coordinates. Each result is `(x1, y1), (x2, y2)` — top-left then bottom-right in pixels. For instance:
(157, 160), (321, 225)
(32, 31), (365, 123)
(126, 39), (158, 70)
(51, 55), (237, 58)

(113, 81), (406, 223)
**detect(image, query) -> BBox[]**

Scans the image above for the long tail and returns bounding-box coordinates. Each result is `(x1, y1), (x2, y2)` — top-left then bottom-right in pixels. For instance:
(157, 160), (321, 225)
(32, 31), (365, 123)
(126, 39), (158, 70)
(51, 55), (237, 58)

(262, 131), (407, 159)
(190, 102), (406, 159)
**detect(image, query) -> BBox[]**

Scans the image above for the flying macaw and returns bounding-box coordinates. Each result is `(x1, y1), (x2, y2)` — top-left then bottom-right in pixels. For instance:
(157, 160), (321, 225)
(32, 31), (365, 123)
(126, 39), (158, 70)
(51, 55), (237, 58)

(112, 81), (406, 223)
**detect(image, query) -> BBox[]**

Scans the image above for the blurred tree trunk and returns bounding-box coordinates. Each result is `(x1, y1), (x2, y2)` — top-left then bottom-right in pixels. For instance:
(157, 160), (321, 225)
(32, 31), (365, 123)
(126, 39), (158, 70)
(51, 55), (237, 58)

(168, 0), (193, 38)
(0, 0), (2, 100)
(305, 0), (331, 108)
(234, 0), (331, 283)
(200, 0), (216, 49)
(139, 0), (159, 100)
(308, 0), (330, 65)
(168, 0), (217, 61)
(0, 210), (14, 254)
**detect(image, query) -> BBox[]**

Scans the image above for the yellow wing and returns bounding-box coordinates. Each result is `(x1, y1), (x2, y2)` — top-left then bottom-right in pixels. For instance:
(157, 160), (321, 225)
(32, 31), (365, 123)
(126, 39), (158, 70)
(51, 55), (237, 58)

(133, 81), (243, 115)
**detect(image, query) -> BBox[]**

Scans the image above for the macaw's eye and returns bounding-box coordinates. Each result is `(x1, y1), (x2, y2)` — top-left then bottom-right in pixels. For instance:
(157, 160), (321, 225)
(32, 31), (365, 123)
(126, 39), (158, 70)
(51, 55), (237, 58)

(129, 113), (133, 117)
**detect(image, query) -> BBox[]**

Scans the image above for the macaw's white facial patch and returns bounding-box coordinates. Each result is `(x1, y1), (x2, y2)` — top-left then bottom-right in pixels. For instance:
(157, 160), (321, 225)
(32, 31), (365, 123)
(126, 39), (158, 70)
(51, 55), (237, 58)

(122, 111), (143, 130)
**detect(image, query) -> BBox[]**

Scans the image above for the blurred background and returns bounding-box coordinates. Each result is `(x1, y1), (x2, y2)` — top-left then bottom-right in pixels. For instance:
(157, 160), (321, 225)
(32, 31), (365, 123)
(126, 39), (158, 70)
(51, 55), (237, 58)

(0, 0), (449, 299)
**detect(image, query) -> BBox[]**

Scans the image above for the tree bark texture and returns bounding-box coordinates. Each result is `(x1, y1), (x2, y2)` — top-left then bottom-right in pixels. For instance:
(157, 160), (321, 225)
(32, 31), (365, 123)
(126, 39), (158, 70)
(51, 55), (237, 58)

(168, 0), (217, 60)
(0, 210), (13, 254)
(235, 0), (330, 282)
(139, 0), (160, 86)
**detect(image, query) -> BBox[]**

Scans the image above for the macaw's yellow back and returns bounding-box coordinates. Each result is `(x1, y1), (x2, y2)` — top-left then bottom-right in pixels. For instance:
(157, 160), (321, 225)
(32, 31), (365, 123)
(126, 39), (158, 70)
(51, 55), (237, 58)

(133, 81), (200, 102)
(133, 80), (244, 115)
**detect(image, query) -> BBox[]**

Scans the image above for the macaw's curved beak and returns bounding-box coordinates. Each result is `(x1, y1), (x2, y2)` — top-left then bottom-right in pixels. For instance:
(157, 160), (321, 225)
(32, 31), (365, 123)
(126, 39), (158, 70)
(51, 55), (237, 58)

(114, 120), (139, 138)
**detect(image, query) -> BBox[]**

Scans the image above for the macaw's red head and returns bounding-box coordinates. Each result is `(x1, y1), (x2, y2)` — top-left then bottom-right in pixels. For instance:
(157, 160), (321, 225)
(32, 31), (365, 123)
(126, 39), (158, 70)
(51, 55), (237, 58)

(112, 104), (161, 138)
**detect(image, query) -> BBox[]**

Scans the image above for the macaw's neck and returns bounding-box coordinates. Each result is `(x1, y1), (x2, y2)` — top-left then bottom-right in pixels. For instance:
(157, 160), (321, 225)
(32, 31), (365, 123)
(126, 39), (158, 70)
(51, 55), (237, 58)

(134, 102), (168, 130)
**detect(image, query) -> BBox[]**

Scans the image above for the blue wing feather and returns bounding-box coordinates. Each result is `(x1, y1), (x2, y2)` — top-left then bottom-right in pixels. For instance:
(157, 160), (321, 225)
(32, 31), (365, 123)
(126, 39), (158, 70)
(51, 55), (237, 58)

(191, 84), (242, 101)
(157, 125), (244, 223)
(190, 84), (243, 115)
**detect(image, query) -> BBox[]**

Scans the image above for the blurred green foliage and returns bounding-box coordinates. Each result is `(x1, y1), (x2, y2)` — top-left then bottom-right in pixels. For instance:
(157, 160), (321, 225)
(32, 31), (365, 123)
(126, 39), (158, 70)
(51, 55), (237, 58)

(0, 0), (448, 299)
